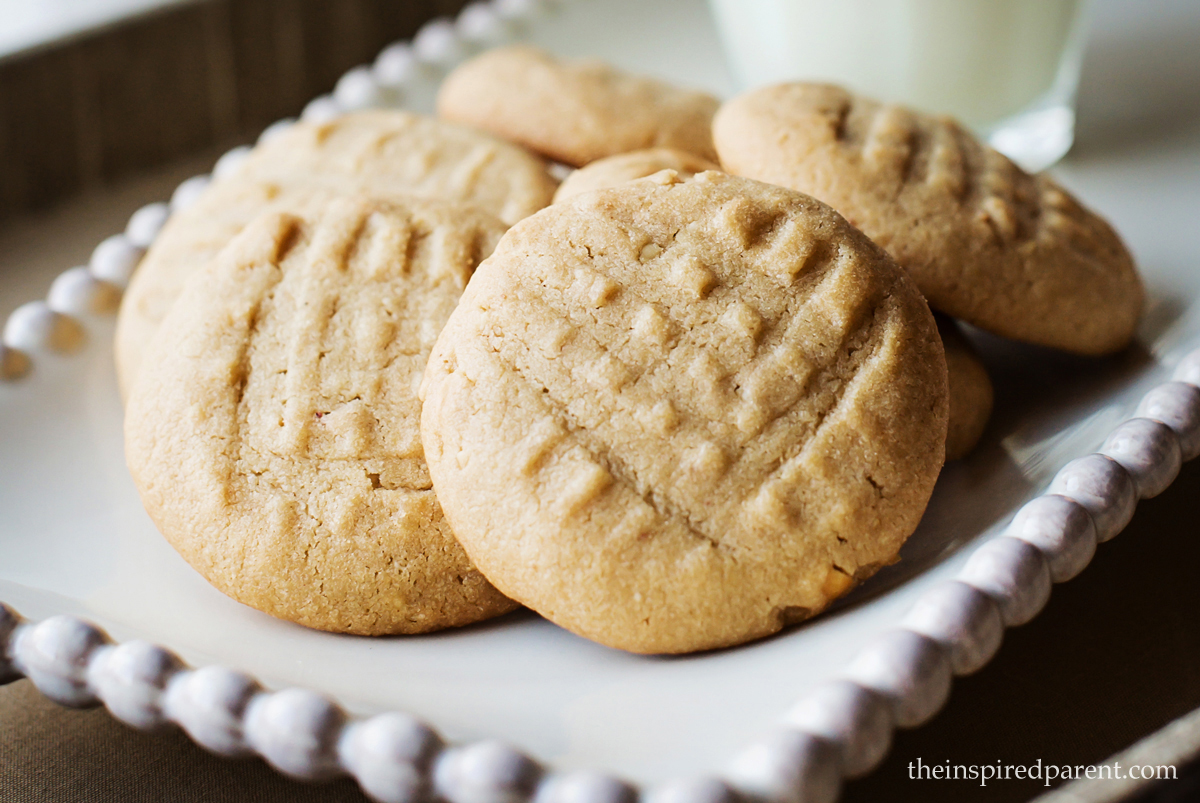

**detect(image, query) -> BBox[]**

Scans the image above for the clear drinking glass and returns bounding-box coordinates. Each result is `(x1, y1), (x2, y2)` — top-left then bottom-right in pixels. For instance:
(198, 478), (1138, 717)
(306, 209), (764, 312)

(707, 0), (1092, 172)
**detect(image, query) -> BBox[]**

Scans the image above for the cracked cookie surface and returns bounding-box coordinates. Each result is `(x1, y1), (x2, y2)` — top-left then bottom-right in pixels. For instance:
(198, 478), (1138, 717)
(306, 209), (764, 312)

(420, 171), (947, 653)
(124, 196), (516, 635)
(115, 110), (557, 396)
(713, 83), (1143, 355)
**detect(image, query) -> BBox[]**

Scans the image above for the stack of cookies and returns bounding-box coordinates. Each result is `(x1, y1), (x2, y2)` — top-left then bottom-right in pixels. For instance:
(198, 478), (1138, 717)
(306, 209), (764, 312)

(121, 45), (1142, 654)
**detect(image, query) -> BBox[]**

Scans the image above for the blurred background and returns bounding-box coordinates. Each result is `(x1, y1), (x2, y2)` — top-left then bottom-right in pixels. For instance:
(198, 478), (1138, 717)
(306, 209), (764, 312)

(0, 0), (469, 222)
(2, 0), (1199, 222)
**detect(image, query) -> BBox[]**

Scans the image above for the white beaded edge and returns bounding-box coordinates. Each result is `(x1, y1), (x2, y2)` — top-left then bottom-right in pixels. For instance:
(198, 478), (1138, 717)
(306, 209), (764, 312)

(2, 2), (1198, 802)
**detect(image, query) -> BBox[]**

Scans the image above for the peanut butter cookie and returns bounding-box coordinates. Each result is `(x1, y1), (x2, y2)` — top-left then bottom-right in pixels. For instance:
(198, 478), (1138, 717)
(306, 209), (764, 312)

(420, 171), (947, 654)
(553, 148), (720, 204)
(938, 315), (993, 461)
(437, 46), (720, 167)
(713, 83), (1143, 355)
(125, 196), (516, 635)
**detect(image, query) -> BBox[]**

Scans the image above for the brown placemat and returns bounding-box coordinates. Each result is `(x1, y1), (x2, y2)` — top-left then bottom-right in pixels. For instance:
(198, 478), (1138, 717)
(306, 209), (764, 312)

(0, 679), (370, 802)
(1035, 706), (1200, 802)
(841, 458), (1200, 802)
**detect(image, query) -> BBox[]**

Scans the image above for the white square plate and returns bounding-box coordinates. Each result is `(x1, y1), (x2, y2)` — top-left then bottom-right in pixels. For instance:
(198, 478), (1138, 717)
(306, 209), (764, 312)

(2, 0), (1199, 797)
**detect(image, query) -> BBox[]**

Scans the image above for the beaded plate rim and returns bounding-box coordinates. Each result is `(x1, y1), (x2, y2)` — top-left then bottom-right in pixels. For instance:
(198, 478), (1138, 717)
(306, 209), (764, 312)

(2, 2), (1199, 802)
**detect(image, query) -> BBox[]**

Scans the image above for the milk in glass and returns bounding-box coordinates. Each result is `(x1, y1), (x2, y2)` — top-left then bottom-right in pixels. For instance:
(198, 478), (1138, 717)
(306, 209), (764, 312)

(708, 0), (1090, 170)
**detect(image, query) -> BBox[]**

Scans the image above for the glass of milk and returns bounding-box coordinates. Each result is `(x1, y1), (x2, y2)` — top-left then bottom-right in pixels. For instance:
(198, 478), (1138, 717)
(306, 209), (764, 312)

(708, 0), (1091, 172)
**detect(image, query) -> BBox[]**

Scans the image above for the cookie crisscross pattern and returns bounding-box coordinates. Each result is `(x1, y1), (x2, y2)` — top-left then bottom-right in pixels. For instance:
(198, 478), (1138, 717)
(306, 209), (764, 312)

(712, 82), (1144, 355)
(423, 172), (947, 652)
(125, 196), (514, 636)
(485, 207), (887, 553)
